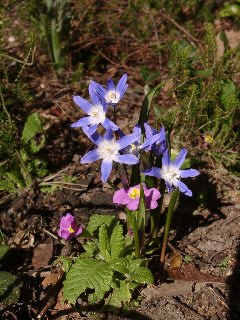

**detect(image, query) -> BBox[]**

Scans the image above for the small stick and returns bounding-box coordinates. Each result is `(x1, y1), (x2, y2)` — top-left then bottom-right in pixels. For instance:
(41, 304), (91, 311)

(169, 297), (206, 320)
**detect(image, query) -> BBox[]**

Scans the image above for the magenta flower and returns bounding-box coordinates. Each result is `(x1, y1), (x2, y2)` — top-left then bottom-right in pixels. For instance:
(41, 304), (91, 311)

(113, 183), (161, 211)
(58, 213), (82, 240)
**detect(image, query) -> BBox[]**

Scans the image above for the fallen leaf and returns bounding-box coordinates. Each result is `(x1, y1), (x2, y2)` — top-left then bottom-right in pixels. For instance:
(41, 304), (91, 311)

(32, 238), (54, 269)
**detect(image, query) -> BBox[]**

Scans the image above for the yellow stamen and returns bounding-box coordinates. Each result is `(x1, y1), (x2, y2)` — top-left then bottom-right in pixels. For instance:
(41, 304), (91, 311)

(128, 188), (140, 199)
(68, 226), (75, 234)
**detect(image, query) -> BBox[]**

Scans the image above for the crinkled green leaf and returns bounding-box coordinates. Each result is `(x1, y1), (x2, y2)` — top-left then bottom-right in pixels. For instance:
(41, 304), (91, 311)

(109, 282), (131, 309)
(109, 258), (128, 274)
(128, 259), (145, 273)
(81, 241), (99, 258)
(0, 271), (22, 305)
(110, 223), (124, 260)
(130, 267), (154, 284)
(63, 258), (113, 304)
(99, 225), (111, 262)
(85, 214), (116, 236)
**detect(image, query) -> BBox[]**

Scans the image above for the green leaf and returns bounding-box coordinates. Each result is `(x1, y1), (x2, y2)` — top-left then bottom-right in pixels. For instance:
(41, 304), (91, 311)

(128, 259), (145, 273)
(109, 258), (128, 274)
(21, 113), (43, 144)
(130, 267), (154, 284)
(0, 245), (9, 262)
(63, 258), (113, 304)
(110, 223), (124, 260)
(85, 214), (116, 237)
(0, 271), (22, 305)
(138, 83), (164, 126)
(99, 224), (111, 262)
(109, 282), (131, 309)
(81, 241), (99, 258)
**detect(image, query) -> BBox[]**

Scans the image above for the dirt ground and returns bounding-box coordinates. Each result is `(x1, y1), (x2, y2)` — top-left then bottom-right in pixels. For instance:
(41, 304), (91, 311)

(1, 1), (240, 319)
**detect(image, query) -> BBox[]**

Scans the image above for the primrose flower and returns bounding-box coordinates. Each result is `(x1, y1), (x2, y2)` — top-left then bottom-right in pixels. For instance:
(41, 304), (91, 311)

(81, 128), (140, 182)
(71, 91), (118, 135)
(89, 74), (128, 106)
(58, 213), (82, 240)
(143, 148), (199, 197)
(141, 123), (167, 156)
(113, 183), (161, 210)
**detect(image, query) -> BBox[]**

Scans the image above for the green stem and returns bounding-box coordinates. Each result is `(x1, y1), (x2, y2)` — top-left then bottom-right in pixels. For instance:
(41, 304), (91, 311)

(160, 189), (180, 265)
(126, 208), (132, 231)
(151, 181), (166, 238)
(132, 212), (141, 258)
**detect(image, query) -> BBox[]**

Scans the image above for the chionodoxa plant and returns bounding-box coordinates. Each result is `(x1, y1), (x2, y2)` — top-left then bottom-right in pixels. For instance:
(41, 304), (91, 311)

(58, 74), (200, 311)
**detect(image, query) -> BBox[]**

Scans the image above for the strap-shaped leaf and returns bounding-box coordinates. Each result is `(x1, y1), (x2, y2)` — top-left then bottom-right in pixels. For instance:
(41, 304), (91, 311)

(85, 214), (116, 236)
(110, 223), (124, 259)
(0, 245), (9, 262)
(130, 267), (154, 284)
(99, 225), (111, 262)
(63, 258), (113, 304)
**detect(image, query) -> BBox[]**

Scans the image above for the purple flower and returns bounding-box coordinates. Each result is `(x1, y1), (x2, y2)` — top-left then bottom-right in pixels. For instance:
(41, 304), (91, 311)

(71, 91), (118, 135)
(113, 183), (161, 211)
(120, 125), (142, 156)
(81, 128), (140, 182)
(89, 74), (128, 106)
(58, 213), (82, 240)
(141, 123), (167, 156)
(143, 148), (200, 197)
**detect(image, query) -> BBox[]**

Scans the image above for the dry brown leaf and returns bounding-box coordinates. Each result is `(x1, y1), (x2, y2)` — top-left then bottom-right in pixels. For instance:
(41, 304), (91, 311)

(32, 237), (54, 269)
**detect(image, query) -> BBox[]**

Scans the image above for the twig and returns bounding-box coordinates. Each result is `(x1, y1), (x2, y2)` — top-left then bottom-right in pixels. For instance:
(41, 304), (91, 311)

(159, 10), (199, 49)
(169, 297), (206, 320)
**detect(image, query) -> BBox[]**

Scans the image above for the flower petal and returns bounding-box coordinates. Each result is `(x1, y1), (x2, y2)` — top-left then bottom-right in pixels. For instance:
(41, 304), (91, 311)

(113, 189), (130, 205)
(127, 199), (139, 211)
(87, 124), (98, 135)
(118, 132), (141, 150)
(102, 118), (119, 131)
(73, 96), (92, 113)
(104, 128), (114, 141)
(82, 126), (102, 145)
(89, 80), (107, 98)
(172, 148), (187, 169)
(114, 154), (139, 165)
(81, 149), (100, 163)
(143, 167), (161, 179)
(101, 160), (113, 182)
(107, 78), (115, 91)
(116, 74), (128, 98)
(71, 116), (92, 128)
(173, 180), (192, 196)
(179, 169), (200, 178)
(162, 149), (171, 168)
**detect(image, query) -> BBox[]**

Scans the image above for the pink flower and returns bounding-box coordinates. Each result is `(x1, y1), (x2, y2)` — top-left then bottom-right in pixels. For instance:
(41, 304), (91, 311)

(113, 183), (160, 211)
(58, 213), (82, 240)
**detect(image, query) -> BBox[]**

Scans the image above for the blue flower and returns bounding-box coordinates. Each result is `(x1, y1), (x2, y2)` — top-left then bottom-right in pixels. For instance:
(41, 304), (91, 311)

(141, 123), (167, 156)
(118, 125), (142, 156)
(89, 74), (128, 106)
(71, 92), (118, 135)
(143, 148), (199, 196)
(81, 128), (140, 182)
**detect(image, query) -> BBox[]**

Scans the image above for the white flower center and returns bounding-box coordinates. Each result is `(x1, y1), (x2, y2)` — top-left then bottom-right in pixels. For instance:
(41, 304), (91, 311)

(89, 105), (106, 125)
(105, 90), (120, 104)
(161, 165), (180, 185)
(97, 139), (120, 161)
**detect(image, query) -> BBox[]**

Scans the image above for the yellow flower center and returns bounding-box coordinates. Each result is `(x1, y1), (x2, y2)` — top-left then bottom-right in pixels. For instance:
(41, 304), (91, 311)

(205, 134), (214, 144)
(110, 92), (116, 99)
(128, 188), (140, 199)
(68, 226), (75, 234)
